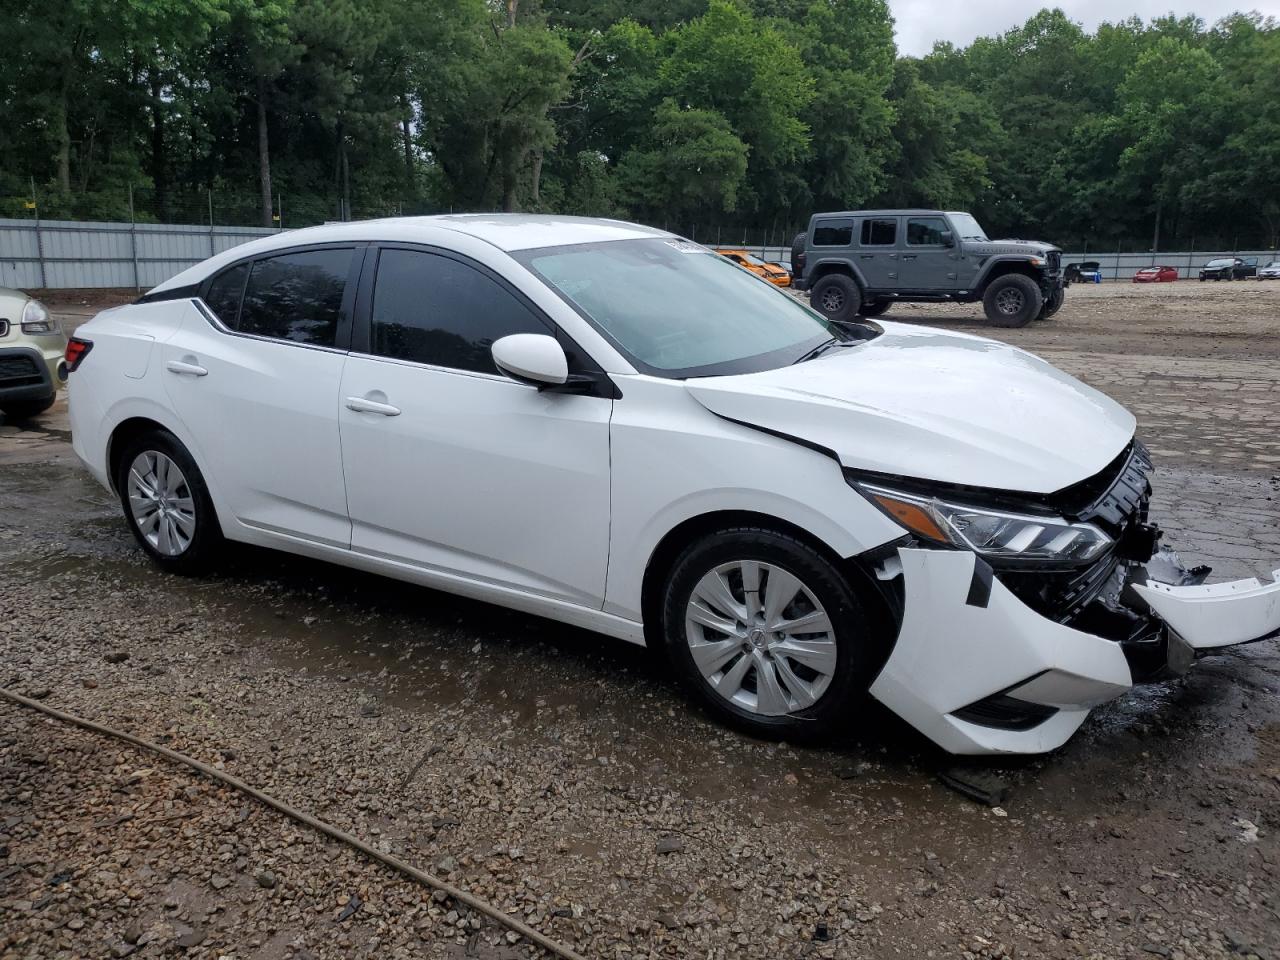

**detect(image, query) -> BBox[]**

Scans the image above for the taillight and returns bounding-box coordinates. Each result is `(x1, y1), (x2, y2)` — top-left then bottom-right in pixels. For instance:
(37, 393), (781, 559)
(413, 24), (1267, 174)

(64, 337), (93, 372)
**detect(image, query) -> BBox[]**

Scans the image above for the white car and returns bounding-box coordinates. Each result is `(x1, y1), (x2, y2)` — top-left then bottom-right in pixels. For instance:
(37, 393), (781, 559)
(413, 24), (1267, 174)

(67, 216), (1280, 755)
(1258, 260), (1280, 280)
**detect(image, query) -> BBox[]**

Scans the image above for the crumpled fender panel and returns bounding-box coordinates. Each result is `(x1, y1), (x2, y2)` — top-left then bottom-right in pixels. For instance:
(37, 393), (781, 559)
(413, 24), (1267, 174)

(869, 548), (1132, 755)
(1132, 570), (1280, 649)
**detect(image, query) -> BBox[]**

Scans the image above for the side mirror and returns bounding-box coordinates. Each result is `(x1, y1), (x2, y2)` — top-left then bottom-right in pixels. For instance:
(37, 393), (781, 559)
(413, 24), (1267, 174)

(492, 333), (568, 388)
(940, 230), (955, 247)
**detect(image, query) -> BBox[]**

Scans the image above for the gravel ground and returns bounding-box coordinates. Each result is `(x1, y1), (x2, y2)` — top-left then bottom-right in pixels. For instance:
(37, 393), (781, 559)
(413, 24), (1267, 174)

(2, 282), (1279, 960)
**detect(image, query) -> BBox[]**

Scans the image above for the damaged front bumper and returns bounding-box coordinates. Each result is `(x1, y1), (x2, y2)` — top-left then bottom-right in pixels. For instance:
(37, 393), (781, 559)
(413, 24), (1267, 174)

(868, 546), (1280, 755)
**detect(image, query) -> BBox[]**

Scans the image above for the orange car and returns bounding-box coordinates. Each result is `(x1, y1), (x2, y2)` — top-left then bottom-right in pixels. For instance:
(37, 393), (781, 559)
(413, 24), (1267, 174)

(713, 248), (792, 287)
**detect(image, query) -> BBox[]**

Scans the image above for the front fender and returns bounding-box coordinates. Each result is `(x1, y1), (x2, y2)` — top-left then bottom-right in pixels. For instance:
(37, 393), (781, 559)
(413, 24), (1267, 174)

(972, 256), (1042, 291)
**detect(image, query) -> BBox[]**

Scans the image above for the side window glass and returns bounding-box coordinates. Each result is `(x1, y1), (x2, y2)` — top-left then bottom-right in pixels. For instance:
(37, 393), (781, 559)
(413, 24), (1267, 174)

(906, 217), (948, 246)
(204, 262), (249, 328)
(370, 249), (551, 375)
(812, 221), (853, 246)
(860, 218), (897, 246)
(239, 248), (352, 346)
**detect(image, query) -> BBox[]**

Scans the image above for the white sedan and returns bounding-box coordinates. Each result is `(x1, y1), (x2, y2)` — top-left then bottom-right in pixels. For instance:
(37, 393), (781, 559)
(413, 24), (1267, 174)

(66, 216), (1280, 755)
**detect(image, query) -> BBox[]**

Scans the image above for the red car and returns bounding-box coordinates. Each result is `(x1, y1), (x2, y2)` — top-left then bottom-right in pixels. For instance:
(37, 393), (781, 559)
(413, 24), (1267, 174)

(1132, 265), (1178, 283)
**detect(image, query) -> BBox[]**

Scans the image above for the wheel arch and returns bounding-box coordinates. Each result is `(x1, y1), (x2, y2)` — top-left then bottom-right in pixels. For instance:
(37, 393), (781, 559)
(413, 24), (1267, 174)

(639, 509), (900, 654)
(805, 260), (867, 290)
(974, 258), (1042, 294)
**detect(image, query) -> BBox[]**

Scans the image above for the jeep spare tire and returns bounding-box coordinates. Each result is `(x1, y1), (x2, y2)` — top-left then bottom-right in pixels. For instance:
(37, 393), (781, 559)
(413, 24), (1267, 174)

(982, 274), (1042, 328)
(810, 274), (862, 323)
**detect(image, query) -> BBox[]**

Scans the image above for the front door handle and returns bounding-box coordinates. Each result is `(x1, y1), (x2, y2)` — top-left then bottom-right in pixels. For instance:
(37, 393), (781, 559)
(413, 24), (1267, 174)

(165, 360), (208, 377)
(345, 396), (401, 417)
(901, 254), (917, 261)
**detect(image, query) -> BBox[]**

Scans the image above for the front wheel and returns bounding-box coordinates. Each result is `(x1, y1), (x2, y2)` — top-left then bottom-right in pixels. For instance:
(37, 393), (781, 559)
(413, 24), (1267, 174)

(1038, 286), (1065, 320)
(661, 528), (884, 741)
(982, 274), (1043, 328)
(809, 274), (863, 323)
(115, 429), (223, 575)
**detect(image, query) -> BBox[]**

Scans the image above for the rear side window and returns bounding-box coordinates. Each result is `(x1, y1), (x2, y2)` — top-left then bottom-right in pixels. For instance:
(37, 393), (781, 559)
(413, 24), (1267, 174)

(861, 218), (897, 245)
(370, 249), (550, 374)
(238, 248), (353, 347)
(812, 221), (853, 246)
(204, 263), (249, 327)
(906, 217), (948, 246)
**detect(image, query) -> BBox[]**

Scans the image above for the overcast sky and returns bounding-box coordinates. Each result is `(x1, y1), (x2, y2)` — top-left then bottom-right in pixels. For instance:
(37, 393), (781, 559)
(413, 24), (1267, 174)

(890, 0), (1280, 56)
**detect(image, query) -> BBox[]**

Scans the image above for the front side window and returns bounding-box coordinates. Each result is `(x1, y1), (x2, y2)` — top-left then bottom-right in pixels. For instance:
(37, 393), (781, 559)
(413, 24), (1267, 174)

(906, 217), (949, 246)
(860, 218), (897, 246)
(239, 248), (352, 346)
(515, 238), (858, 378)
(370, 249), (550, 374)
(204, 262), (249, 327)
(812, 221), (853, 246)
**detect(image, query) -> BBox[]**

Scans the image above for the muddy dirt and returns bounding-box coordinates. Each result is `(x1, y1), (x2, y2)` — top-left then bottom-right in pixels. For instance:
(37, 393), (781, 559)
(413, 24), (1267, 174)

(2, 284), (1278, 959)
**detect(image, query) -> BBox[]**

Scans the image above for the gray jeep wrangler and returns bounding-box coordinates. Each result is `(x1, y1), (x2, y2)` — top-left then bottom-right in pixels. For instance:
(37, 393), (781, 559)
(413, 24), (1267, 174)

(791, 210), (1066, 327)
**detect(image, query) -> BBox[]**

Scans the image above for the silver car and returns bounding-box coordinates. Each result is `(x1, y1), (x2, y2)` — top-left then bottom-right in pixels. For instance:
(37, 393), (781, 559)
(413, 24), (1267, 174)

(1257, 260), (1280, 280)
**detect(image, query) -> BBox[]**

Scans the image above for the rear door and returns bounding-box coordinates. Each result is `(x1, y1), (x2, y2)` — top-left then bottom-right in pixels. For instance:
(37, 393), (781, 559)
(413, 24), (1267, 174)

(337, 245), (613, 607)
(899, 215), (959, 291)
(162, 245), (361, 547)
(855, 216), (900, 291)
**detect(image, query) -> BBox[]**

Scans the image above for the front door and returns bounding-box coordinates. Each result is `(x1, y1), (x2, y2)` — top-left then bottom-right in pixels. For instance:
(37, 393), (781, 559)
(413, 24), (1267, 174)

(338, 246), (613, 607)
(855, 216), (900, 292)
(899, 215), (959, 290)
(161, 246), (359, 547)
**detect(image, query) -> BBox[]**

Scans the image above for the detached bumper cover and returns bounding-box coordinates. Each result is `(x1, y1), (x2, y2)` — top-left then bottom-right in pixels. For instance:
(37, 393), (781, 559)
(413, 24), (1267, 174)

(870, 548), (1280, 755)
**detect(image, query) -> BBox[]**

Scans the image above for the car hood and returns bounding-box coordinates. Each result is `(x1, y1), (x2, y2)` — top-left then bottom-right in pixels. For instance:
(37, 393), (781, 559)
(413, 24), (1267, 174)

(685, 322), (1135, 495)
(964, 239), (1059, 257)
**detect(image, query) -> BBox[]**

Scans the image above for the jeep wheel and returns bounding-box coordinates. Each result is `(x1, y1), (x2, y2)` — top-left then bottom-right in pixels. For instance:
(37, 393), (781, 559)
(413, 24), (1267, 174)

(859, 300), (891, 318)
(982, 275), (1042, 328)
(1038, 286), (1064, 321)
(810, 274), (862, 323)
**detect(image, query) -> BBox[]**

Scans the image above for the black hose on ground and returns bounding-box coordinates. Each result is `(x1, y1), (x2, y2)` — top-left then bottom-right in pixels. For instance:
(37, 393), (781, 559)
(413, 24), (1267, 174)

(0, 687), (588, 960)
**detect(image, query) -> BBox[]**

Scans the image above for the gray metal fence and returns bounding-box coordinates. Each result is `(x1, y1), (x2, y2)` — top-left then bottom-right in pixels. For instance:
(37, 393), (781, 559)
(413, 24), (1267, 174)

(3, 214), (1278, 290)
(738, 245), (1280, 281)
(0, 217), (280, 290)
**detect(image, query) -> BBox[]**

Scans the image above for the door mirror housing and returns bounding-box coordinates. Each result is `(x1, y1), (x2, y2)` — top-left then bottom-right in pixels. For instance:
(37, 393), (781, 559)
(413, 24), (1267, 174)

(940, 230), (955, 248)
(492, 334), (568, 388)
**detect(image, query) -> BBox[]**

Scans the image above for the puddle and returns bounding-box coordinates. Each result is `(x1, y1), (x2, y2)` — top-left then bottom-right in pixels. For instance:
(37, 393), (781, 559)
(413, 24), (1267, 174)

(3, 455), (1273, 849)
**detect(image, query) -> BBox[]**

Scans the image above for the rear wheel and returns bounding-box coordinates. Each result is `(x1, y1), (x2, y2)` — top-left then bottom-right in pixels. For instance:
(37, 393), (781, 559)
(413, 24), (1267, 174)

(859, 300), (891, 318)
(115, 429), (223, 575)
(982, 274), (1042, 328)
(809, 274), (862, 323)
(0, 395), (56, 421)
(661, 528), (883, 741)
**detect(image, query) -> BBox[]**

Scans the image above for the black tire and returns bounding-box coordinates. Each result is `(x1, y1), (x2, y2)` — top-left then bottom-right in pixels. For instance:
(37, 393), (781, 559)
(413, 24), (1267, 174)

(660, 527), (885, 741)
(0, 395), (56, 420)
(982, 274), (1043, 328)
(809, 273), (862, 323)
(114, 428), (223, 575)
(859, 300), (891, 318)
(1038, 286), (1065, 320)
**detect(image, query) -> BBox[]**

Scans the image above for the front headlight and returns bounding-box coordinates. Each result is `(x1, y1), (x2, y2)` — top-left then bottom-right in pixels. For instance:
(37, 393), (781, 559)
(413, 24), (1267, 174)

(20, 299), (58, 335)
(858, 482), (1112, 564)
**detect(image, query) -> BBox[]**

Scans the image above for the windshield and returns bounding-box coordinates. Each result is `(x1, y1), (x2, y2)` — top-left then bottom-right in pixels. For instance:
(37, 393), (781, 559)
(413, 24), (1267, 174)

(743, 253), (768, 266)
(947, 213), (988, 241)
(516, 238), (853, 378)
(1206, 258), (1234, 267)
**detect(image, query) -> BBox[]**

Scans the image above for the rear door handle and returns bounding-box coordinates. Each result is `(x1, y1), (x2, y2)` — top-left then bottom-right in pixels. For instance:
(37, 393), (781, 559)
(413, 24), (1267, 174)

(165, 360), (208, 377)
(860, 254), (875, 260)
(901, 254), (917, 261)
(345, 396), (401, 417)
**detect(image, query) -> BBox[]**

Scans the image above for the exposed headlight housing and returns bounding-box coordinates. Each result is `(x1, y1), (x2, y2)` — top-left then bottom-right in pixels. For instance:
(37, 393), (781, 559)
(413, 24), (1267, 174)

(20, 299), (58, 335)
(858, 482), (1112, 564)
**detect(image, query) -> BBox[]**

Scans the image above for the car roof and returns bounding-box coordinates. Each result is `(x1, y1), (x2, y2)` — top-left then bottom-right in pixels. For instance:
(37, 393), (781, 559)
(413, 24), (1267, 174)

(813, 209), (949, 218)
(148, 215), (674, 295)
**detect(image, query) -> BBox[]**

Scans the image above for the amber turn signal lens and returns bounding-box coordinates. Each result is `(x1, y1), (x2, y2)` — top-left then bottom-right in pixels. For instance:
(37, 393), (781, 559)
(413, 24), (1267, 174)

(870, 494), (949, 543)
